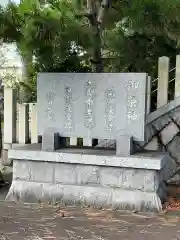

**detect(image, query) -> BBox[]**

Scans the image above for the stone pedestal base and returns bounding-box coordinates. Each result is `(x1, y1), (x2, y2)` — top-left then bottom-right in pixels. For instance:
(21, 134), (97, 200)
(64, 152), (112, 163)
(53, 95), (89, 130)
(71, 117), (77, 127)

(7, 180), (162, 212)
(5, 144), (176, 212)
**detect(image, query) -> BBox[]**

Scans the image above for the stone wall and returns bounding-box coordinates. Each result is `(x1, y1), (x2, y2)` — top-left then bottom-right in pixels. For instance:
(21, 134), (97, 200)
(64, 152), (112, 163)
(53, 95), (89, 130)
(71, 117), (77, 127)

(136, 103), (180, 184)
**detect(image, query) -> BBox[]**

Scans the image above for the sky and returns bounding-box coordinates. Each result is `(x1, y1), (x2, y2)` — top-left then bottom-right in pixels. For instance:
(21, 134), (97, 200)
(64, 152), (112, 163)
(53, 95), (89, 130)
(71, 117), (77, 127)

(1, 0), (20, 7)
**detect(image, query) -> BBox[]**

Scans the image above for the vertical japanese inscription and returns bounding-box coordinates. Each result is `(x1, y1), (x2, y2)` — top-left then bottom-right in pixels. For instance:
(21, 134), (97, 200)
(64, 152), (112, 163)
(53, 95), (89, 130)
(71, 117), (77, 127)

(126, 80), (139, 123)
(45, 91), (56, 122)
(64, 86), (73, 130)
(105, 89), (116, 131)
(126, 79), (139, 91)
(84, 80), (96, 129)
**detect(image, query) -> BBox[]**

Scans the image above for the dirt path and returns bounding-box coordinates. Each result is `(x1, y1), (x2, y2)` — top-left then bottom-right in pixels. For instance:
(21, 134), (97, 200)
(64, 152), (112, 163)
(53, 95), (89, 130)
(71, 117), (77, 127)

(0, 168), (180, 240)
(0, 202), (179, 240)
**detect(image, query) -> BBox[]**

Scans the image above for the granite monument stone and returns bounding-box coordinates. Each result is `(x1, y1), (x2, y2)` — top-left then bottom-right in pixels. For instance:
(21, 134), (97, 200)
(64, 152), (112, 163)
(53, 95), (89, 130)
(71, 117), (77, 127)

(42, 127), (60, 151)
(37, 73), (147, 155)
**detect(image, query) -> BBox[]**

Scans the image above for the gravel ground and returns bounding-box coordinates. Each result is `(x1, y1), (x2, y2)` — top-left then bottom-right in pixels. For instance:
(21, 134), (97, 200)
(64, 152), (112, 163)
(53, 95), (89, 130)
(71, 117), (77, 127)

(0, 168), (180, 240)
(0, 201), (178, 240)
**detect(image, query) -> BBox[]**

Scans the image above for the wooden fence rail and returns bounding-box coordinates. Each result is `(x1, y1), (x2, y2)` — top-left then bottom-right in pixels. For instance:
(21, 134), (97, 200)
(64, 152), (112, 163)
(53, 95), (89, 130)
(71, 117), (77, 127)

(4, 88), (38, 147)
(150, 55), (180, 111)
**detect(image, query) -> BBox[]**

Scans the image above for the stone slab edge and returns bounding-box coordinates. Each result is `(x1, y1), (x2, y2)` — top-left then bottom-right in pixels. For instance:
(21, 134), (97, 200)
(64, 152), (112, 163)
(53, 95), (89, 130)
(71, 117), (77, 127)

(147, 96), (180, 124)
(8, 149), (167, 170)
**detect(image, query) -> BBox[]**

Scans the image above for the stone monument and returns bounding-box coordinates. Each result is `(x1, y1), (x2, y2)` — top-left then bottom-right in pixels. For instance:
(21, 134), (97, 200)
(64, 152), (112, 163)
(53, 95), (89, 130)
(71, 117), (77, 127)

(37, 73), (147, 155)
(6, 73), (174, 213)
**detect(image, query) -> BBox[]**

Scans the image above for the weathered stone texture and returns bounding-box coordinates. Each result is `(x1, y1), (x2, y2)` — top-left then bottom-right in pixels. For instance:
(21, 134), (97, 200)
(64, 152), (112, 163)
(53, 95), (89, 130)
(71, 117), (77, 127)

(8, 149), (173, 212)
(172, 109), (180, 125)
(152, 115), (171, 131)
(13, 160), (159, 193)
(116, 135), (133, 156)
(54, 163), (77, 185)
(144, 137), (159, 151)
(13, 160), (31, 181)
(7, 180), (162, 212)
(96, 101), (180, 184)
(145, 123), (156, 143)
(96, 99), (180, 183)
(30, 161), (54, 183)
(160, 122), (179, 145)
(13, 160), (162, 202)
(37, 73), (147, 156)
(76, 165), (100, 185)
(135, 104), (180, 184)
(42, 128), (60, 151)
(9, 148), (164, 171)
(167, 136), (180, 162)
(100, 167), (123, 188)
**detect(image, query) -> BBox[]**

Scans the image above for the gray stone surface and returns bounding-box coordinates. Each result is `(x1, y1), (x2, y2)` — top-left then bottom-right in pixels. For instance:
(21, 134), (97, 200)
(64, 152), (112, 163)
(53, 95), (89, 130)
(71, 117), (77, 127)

(6, 180), (162, 212)
(31, 161), (54, 183)
(96, 96), (180, 154)
(76, 165), (100, 185)
(147, 95), (180, 124)
(55, 163), (77, 185)
(96, 139), (116, 148)
(172, 106), (180, 125)
(37, 73), (147, 142)
(13, 160), (31, 181)
(152, 115), (171, 131)
(133, 98), (180, 184)
(42, 127), (60, 150)
(160, 122), (179, 145)
(145, 123), (156, 142)
(6, 150), (175, 212)
(12, 160), (160, 192)
(116, 135), (133, 156)
(144, 137), (159, 151)
(167, 136), (180, 162)
(2, 149), (13, 166)
(7, 145), (175, 212)
(100, 167), (158, 192)
(8, 146), (168, 170)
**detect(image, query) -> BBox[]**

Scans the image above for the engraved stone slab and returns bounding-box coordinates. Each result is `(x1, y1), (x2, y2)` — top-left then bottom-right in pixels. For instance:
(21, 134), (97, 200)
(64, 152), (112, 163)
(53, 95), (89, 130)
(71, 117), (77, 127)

(37, 73), (147, 141)
(42, 127), (60, 151)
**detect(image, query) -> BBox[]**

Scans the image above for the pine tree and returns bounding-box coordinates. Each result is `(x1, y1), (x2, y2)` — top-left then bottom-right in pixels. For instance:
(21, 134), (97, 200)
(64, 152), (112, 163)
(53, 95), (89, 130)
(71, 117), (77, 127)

(0, 0), (180, 76)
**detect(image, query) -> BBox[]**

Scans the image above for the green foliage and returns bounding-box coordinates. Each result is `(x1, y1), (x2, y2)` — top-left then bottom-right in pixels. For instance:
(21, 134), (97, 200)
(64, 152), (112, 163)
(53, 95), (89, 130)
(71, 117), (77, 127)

(0, 0), (180, 101)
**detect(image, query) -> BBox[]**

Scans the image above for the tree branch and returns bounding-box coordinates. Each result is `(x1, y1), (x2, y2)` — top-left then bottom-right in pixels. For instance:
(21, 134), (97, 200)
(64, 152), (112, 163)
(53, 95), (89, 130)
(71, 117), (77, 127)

(87, 0), (97, 15)
(97, 0), (111, 25)
(74, 11), (97, 25)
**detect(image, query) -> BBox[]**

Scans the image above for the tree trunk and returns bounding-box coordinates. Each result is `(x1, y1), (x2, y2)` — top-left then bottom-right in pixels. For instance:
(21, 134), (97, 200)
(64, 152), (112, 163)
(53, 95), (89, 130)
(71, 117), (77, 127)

(91, 22), (103, 72)
(0, 110), (2, 158)
(87, 0), (111, 73)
